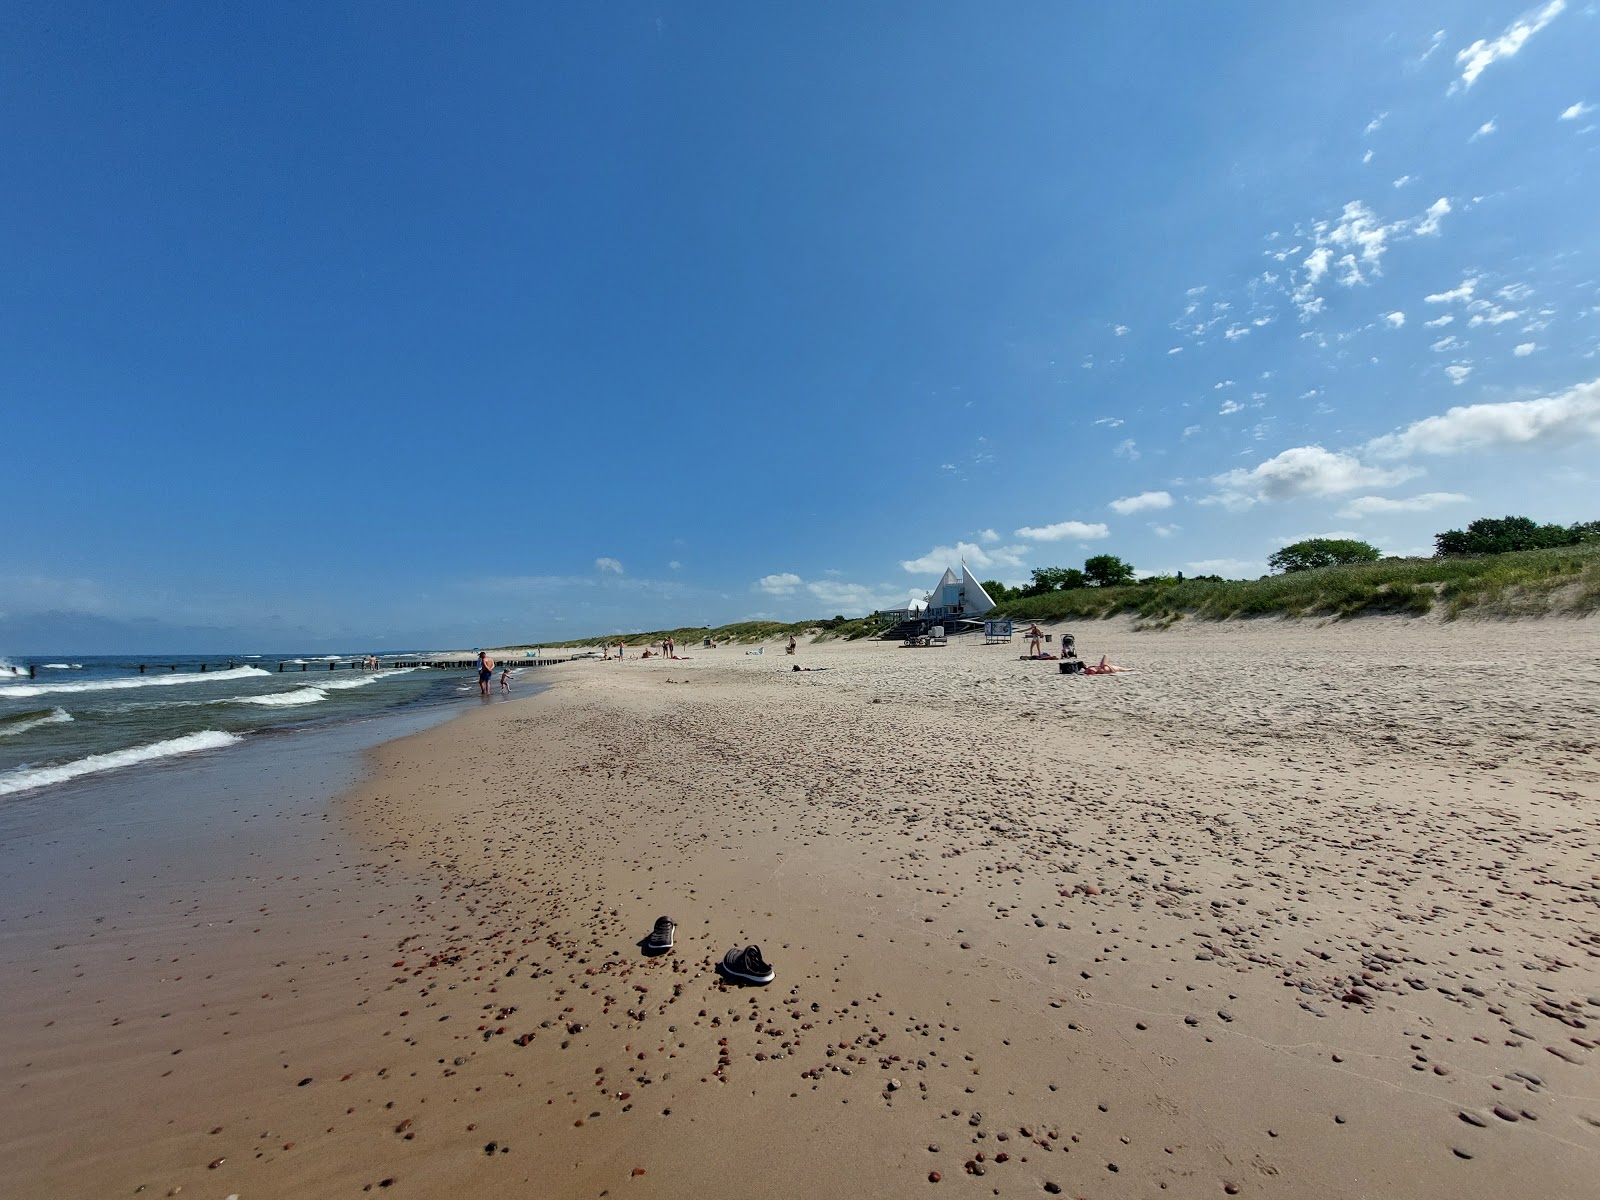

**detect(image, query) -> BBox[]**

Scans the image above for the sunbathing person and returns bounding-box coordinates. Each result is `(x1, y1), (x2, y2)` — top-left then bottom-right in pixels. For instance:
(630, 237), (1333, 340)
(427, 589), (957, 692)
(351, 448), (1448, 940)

(1081, 655), (1128, 675)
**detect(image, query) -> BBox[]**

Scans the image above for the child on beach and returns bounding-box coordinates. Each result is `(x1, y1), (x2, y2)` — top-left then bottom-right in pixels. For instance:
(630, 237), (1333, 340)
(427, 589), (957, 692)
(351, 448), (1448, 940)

(499, 668), (511, 692)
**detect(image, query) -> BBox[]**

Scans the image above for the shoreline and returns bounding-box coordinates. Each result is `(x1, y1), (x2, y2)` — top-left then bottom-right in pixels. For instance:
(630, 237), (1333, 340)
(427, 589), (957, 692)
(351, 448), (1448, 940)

(4, 616), (1598, 1197)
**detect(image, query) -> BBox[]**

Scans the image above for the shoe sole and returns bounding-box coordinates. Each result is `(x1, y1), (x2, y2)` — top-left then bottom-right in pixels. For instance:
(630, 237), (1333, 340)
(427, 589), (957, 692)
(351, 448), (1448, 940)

(719, 962), (774, 985)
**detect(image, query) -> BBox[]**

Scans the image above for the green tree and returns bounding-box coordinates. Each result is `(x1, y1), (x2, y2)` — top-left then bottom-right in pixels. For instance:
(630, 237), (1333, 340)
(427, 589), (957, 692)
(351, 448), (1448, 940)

(1022, 566), (1088, 596)
(980, 579), (1014, 603)
(1082, 554), (1136, 587)
(1434, 515), (1587, 556)
(1268, 538), (1381, 573)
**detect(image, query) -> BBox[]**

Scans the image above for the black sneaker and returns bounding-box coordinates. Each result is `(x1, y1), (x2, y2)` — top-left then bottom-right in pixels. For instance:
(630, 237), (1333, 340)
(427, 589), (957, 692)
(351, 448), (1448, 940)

(646, 916), (675, 952)
(720, 944), (774, 985)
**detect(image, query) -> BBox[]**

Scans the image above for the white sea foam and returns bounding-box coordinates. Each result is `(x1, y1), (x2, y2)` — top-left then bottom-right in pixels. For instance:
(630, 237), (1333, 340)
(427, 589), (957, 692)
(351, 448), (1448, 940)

(323, 668), (419, 690)
(0, 665), (271, 699)
(42, 663), (82, 670)
(231, 687), (328, 707)
(0, 708), (74, 738)
(0, 730), (243, 796)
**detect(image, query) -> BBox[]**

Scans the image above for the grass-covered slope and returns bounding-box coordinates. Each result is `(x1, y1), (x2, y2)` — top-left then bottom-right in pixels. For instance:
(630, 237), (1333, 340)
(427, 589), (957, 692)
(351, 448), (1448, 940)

(992, 544), (1600, 625)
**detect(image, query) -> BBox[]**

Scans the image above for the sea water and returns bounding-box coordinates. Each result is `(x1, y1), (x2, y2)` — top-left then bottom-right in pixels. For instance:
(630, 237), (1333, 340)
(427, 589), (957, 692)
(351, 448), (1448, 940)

(0, 653), (512, 798)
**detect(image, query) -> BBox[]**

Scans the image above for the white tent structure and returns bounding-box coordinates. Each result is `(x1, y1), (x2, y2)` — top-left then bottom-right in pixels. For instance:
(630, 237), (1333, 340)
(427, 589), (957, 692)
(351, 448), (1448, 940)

(922, 563), (996, 620)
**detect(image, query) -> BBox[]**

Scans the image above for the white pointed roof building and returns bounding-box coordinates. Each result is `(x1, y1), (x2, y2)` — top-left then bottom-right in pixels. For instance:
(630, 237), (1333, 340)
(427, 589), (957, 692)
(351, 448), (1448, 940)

(922, 562), (996, 619)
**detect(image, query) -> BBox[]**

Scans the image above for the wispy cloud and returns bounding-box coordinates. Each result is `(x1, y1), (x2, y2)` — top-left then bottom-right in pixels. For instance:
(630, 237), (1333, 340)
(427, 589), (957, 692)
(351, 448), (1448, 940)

(1384, 311), (1406, 328)
(595, 557), (624, 574)
(1425, 277), (1476, 304)
(1108, 491), (1173, 515)
(1559, 101), (1594, 121)
(1337, 492), (1469, 518)
(1454, 1), (1565, 89)
(1470, 119), (1498, 141)
(1013, 520), (1111, 542)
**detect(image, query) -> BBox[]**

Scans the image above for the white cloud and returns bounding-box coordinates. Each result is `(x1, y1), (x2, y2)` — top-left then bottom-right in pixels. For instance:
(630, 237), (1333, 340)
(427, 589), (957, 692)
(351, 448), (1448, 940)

(1418, 29), (1446, 64)
(668, 560), (682, 570)
(1014, 520), (1111, 542)
(1431, 335), (1461, 352)
(1393, 175), (1413, 188)
(1425, 278), (1476, 304)
(1113, 438), (1139, 460)
(1455, 1), (1565, 89)
(1414, 197), (1451, 236)
(1167, 346), (1183, 355)
(1559, 101), (1594, 120)
(1367, 376), (1600, 457)
(1219, 399), (1244, 415)
(1092, 416), (1124, 428)
(978, 528), (1000, 543)
(595, 557), (624, 574)
(805, 580), (924, 614)
(1425, 314), (1455, 328)
(756, 572), (801, 594)
(1337, 492), (1470, 518)
(1206, 446), (1417, 510)
(1182, 424), (1202, 438)
(1445, 364), (1474, 385)
(1514, 342), (1537, 356)
(1384, 311), (1406, 328)
(1364, 112), (1388, 135)
(1114, 324), (1131, 335)
(900, 542), (1028, 575)
(1150, 523), (1181, 538)
(1468, 308), (1519, 326)
(1108, 491), (1173, 515)
(1470, 119), (1498, 141)
(1303, 246), (1332, 284)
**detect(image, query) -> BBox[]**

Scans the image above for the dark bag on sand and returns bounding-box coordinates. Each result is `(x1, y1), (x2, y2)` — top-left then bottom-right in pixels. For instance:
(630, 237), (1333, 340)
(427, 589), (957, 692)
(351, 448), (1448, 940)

(1059, 659), (1084, 674)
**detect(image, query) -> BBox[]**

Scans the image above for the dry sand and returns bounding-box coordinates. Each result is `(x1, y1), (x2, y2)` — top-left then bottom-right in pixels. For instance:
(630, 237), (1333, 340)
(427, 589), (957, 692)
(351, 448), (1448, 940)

(4, 615), (1599, 1198)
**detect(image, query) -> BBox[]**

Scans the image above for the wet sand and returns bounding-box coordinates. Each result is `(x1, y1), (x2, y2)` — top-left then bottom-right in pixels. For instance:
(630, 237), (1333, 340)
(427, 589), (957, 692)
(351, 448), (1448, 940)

(4, 616), (1598, 1197)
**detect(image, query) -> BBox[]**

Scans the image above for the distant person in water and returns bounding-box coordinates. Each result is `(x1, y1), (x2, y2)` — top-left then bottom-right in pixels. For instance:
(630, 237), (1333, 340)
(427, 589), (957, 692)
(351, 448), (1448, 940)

(477, 650), (495, 695)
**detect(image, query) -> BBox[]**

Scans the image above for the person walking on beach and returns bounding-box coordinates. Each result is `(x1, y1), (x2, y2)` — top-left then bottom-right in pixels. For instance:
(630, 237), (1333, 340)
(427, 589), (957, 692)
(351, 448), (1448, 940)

(477, 650), (495, 696)
(1027, 623), (1044, 657)
(499, 667), (511, 692)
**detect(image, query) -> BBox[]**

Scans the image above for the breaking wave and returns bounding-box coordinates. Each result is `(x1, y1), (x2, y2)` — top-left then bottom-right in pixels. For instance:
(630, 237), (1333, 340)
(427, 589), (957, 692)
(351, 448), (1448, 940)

(0, 730), (244, 796)
(231, 687), (328, 707)
(0, 707), (74, 738)
(0, 666), (271, 699)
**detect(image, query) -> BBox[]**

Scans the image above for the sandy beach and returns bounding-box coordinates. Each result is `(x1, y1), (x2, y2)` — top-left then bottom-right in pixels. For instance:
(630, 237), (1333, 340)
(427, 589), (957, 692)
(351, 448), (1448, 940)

(4, 615), (1598, 1198)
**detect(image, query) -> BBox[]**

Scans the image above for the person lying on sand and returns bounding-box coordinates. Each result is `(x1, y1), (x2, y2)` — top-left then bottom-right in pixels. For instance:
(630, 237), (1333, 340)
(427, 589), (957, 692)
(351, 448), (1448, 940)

(1082, 655), (1129, 675)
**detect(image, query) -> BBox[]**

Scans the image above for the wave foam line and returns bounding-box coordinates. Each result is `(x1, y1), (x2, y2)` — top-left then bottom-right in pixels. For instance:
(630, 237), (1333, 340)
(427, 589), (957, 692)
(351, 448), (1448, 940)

(0, 707), (74, 738)
(322, 667), (419, 691)
(0, 665), (271, 699)
(0, 730), (243, 796)
(231, 687), (328, 707)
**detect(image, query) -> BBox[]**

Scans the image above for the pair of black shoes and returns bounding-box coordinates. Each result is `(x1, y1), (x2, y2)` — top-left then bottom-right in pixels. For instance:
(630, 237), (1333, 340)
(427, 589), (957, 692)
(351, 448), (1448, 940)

(644, 916), (774, 985)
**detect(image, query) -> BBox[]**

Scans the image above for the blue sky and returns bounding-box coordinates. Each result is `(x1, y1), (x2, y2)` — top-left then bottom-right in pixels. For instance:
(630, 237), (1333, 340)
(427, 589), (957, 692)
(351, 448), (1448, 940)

(3, 2), (1598, 651)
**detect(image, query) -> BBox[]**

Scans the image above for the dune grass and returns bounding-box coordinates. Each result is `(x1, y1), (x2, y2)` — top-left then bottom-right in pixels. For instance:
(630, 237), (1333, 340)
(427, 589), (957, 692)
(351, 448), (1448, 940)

(992, 543), (1600, 625)
(497, 546), (1597, 652)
